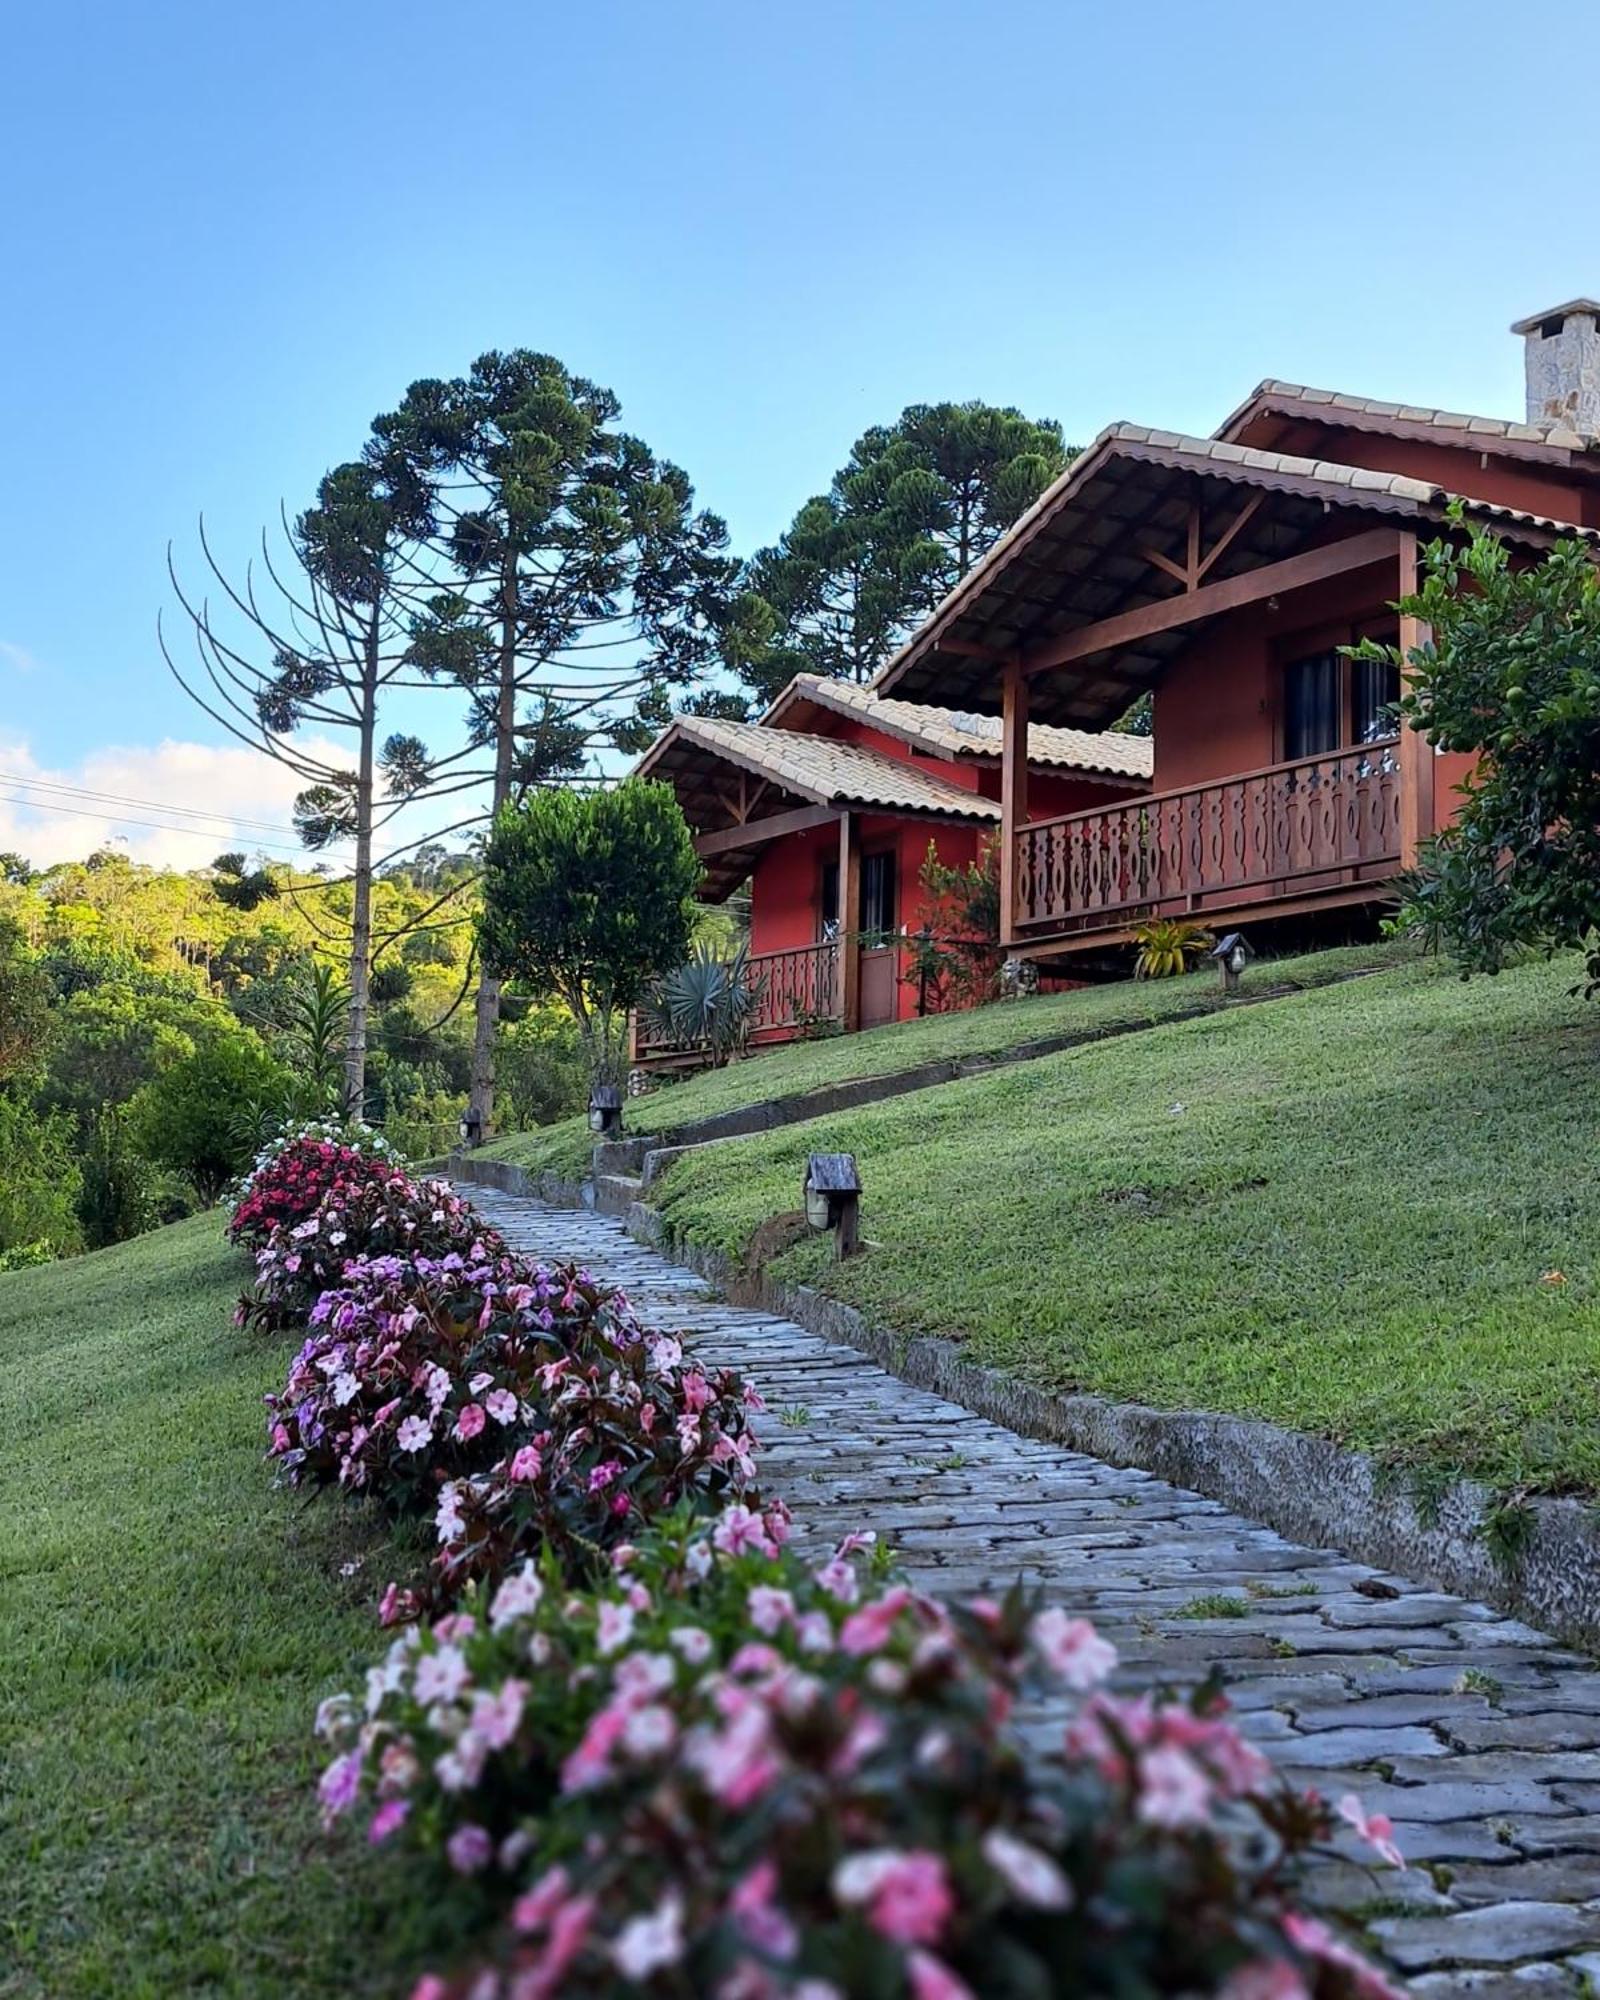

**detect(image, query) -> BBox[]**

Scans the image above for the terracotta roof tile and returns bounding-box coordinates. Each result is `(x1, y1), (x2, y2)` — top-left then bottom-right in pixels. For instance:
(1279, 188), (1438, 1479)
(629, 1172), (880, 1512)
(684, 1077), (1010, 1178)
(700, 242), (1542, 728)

(636, 716), (1001, 821)
(767, 674), (1153, 779)
(1219, 379), (1596, 453)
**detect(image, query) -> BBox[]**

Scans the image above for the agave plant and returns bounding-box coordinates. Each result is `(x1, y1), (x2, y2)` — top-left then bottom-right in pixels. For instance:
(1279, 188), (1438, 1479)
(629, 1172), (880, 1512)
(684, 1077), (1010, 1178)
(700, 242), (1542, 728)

(642, 944), (765, 1066)
(1132, 917), (1214, 980)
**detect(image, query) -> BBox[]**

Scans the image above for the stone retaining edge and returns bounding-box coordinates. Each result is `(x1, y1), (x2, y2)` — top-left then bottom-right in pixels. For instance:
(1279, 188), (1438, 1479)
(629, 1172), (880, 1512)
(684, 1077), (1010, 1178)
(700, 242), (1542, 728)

(449, 1149), (1600, 1654)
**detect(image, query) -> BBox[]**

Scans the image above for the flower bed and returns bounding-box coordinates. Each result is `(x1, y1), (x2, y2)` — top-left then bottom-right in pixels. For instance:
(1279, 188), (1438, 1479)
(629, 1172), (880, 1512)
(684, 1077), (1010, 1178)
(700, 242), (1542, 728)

(319, 1522), (1401, 2000)
(227, 1122), (402, 1249)
(226, 1125), (1403, 2000)
(241, 1172), (503, 1331)
(267, 1248), (763, 1602)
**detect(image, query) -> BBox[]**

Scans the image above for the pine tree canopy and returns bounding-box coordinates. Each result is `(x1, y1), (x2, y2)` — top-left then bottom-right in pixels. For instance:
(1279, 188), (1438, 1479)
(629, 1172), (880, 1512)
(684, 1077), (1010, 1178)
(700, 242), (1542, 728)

(729, 399), (1073, 705)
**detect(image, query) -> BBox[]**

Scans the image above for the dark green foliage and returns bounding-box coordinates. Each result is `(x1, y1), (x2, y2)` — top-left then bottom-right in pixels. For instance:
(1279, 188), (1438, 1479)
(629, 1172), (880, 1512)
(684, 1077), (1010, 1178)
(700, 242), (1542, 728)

(478, 782), (702, 1081)
(1357, 517), (1600, 990)
(496, 1004), (588, 1130)
(0, 914), (52, 1084)
(210, 851), (280, 912)
(0, 1097), (82, 1255)
(131, 1031), (285, 1202)
(1113, 691), (1154, 737)
(731, 401), (1071, 701)
(77, 1105), (160, 1248)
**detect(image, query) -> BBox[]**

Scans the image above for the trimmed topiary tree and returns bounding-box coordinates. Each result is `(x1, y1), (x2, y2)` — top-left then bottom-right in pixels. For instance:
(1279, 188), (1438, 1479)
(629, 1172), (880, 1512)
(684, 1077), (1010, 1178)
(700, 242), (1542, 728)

(477, 783), (702, 1099)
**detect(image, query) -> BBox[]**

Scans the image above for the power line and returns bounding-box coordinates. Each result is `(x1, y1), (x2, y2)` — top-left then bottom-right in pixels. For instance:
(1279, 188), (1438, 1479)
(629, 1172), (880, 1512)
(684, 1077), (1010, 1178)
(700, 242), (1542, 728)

(0, 770), (302, 839)
(0, 787), (316, 861)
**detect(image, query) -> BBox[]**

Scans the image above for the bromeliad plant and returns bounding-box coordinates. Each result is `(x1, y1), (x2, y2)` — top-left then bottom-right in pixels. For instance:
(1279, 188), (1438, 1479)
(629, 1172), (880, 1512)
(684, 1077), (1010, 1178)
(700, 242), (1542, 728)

(319, 1517), (1403, 2000)
(1132, 918), (1215, 981)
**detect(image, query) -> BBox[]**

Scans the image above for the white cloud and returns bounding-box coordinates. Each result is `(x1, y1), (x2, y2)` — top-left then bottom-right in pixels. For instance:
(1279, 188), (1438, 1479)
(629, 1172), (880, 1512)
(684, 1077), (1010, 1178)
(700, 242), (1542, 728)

(0, 733), (355, 871)
(0, 640), (41, 674)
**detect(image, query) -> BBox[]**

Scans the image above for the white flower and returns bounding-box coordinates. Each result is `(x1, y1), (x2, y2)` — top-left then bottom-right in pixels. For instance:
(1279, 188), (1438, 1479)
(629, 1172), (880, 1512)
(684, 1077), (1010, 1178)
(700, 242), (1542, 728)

(596, 1600), (636, 1657)
(669, 1625), (713, 1664)
(982, 1828), (1073, 1909)
(489, 1562), (545, 1633)
(612, 1893), (685, 1978)
(397, 1415), (433, 1453)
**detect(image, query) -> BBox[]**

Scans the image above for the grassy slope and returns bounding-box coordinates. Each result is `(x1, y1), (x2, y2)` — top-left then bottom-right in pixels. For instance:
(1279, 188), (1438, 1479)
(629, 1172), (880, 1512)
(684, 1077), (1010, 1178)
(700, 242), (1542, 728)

(487, 939), (1410, 1182)
(0, 1217), (447, 2000)
(653, 952), (1600, 1498)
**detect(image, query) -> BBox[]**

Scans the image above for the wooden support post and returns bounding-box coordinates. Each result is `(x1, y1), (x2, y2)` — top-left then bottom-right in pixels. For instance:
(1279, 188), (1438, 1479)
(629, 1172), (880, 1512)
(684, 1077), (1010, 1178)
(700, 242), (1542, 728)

(1396, 530), (1435, 869)
(837, 810), (861, 1032)
(999, 657), (1029, 947)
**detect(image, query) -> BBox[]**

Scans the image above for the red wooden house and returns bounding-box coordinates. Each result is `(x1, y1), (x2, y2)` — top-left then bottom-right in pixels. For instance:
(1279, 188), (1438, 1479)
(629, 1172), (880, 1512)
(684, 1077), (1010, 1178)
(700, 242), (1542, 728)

(634, 674), (1150, 1048)
(874, 301), (1600, 963)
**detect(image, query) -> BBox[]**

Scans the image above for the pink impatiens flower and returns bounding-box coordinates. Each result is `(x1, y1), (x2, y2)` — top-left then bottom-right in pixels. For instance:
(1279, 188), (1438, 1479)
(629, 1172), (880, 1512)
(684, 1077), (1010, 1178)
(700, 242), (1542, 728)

(508, 1442), (542, 1482)
(396, 1415), (432, 1453)
(485, 1387), (518, 1425)
(907, 1951), (978, 2000)
(1337, 1793), (1405, 1870)
(367, 1797), (410, 1844)
(317, 1750), (362, 1824)
(453, 1401), (487, 1441)
(1137, 1744), (1212, 1828)
(1030, 1607), (1117, 1689)
(982, 1826), (1073, 1909)
(832, 1848), (953, 1946)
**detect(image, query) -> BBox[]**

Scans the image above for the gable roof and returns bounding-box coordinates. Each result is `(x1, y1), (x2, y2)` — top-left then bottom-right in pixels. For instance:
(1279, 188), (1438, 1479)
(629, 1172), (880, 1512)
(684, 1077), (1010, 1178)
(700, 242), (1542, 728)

(636, 715), (1001, 822)
(762, 673), (1153, 780)
(872, 420), (1595, 727)
(1216, 380), (1598, 459)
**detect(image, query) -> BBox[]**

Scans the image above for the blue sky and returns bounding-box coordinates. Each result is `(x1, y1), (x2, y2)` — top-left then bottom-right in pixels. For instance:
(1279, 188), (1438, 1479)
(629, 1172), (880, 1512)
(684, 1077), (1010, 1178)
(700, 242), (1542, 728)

(2, 0), (1597, 864)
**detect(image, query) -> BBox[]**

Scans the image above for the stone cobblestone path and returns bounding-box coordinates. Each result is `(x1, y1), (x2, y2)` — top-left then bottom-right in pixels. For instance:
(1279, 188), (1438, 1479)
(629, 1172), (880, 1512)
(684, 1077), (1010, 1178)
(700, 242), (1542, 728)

(463, 1184), (1600, 1996)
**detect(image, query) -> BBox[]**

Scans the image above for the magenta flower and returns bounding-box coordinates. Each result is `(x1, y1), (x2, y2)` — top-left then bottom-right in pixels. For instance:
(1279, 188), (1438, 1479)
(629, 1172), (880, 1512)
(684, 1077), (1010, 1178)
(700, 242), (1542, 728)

(453, 1402), (487, 1442)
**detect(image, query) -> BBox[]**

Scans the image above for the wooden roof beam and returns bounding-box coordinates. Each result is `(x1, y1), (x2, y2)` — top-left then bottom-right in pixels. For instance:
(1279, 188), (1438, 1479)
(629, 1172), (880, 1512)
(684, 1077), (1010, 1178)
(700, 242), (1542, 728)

(695, 802), (841, 858)
(1022, 526), (1402, 678)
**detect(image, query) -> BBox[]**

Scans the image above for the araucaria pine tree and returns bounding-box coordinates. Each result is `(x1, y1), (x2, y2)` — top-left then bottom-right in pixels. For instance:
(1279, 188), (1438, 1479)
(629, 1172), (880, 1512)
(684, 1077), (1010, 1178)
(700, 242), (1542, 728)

(164, 453), (444, 1113)
(373, 352), (738, 1136)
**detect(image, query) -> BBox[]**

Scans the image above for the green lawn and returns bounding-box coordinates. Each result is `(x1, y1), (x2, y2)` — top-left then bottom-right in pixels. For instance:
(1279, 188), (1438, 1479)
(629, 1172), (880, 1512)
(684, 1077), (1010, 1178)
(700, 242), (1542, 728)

(650, 952), (1600, 1498)
(486, 939), (1411, 1182)
(0, 1217), (447, 1999)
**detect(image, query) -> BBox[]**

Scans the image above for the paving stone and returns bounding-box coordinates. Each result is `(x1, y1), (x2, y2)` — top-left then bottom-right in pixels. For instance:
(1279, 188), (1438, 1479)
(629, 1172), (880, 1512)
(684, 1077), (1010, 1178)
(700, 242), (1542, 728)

(1408, 1967), (1583, 1998)
(1271, 1725), (1449, 1767)
(460, 1184), (1600, 1990)
(1371, 1901), (1600, 1970)
(1444, 1854), (1600, 1906)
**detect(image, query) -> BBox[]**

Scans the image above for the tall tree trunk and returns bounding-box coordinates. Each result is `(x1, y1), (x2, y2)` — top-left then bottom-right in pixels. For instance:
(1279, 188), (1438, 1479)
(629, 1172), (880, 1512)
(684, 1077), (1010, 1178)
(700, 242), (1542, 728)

(343, 609), (380, 1118)
(467, 559), (519, 1139)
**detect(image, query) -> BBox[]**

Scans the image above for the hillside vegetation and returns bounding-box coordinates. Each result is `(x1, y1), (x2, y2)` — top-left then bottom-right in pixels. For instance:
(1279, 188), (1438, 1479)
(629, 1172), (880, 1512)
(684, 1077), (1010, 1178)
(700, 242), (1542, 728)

(0, 1218), (442, 1997)
(484, 939), (1410, 1182)
(650, 951), (1600, 1498)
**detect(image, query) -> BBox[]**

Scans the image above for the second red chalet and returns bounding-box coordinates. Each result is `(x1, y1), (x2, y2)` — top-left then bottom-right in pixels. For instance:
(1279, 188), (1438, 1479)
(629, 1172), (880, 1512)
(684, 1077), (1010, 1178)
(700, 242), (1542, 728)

(635, 673), (1151, 1047)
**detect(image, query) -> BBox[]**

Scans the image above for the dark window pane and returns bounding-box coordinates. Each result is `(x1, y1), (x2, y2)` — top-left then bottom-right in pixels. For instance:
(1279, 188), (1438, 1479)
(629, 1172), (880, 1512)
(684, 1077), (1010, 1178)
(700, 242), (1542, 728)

(818, 861), (839, 938)
(861, 852), (896, 936)
(1352, 654), (1400, 743)
(1285, 651), (1341, 759)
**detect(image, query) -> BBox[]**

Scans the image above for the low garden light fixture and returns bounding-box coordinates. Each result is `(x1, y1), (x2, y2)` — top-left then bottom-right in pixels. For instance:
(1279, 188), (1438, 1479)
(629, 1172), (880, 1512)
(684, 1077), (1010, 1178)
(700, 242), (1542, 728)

(457, 1107), (482, 1151)
(804, 1151), (862, 1260)
(1210, 931), (1253, 996)
(588, 1083), (624, 1139)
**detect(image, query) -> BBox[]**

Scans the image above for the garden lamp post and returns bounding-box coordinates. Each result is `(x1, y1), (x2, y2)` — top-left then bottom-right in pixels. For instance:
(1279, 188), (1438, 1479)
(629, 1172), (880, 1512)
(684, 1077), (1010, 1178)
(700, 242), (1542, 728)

(1210, 932), (1253, 997)
(804, 1152), (862, 1261)
(457, 1107), (482, 1151)
(588, 1083), (624, 1140)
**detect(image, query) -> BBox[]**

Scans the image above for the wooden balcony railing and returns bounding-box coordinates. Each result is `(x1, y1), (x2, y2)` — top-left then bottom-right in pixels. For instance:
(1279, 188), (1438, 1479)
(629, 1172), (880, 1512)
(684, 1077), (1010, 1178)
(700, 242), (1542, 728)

(747, 939), (841, 1041)
(1014, 742), (1402, 936)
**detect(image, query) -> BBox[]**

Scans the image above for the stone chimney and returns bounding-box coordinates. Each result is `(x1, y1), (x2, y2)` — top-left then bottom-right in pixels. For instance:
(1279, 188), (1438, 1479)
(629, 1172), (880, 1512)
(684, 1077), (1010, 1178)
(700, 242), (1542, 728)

(1510, 299), (1600, 432)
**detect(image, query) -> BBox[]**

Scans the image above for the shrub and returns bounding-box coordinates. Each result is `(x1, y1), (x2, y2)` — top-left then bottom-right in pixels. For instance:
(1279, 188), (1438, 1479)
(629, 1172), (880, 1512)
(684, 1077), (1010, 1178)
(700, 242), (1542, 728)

(241, 1171), (500, 1331)
(319, 1521), (1401, 2000)
(132, 1029), (288, 1202)
(227, 1125), (404, 1250)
